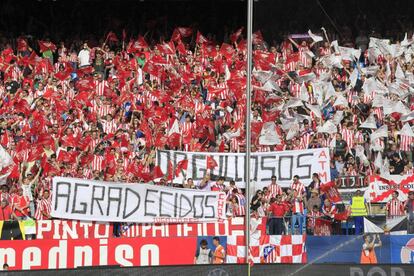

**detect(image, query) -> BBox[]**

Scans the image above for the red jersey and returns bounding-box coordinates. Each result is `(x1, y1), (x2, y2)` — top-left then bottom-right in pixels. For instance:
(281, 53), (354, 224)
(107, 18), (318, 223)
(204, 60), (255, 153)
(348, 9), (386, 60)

(268, 202), (287, 217)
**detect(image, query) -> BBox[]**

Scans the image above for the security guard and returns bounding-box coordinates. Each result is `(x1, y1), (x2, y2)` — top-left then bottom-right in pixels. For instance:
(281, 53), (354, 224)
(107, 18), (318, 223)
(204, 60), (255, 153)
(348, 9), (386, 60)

(350, 190), (369, 235)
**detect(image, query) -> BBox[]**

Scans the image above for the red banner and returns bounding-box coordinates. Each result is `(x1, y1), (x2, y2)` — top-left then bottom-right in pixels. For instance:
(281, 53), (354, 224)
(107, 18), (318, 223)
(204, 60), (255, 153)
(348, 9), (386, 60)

(0, 237), (197, 270)
(36, 218), (245, 239)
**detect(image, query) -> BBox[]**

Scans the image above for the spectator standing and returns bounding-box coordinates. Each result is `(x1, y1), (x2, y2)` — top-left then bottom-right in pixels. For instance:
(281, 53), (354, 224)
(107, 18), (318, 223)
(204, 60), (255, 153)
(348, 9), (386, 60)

(386, 191), (405, 218)
(404, 191), (414, 234)
(350, 190), (369, 235)
(267, 195), (287, 235)
(290, 189), (306, 234)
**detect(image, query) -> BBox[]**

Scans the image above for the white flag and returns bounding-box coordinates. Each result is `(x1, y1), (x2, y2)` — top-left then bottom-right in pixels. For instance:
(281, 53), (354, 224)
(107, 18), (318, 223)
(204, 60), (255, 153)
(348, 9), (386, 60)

(401, 33), (412, 47)
(259, 122), (281, 145)
(349, 68), (359, 87)
(333, 94), (349, 107)
(305, 103), (322, 118)
(395, 63), (405, 80)
(399, 123), (414, 137)
(286, 121), (300, 140)
(374, 152), (382, 170)
(355, 145), (368, 163)
(359, 114), (377, 129)
(0, 145), (13, 170)
(284, 98), (303, 109)
(317, 120), (337, 134)
(168, 119), (180, 136)
(370, 125), (388, 141)
(308, 30), (323, 43)
(401, 112), (414, 122)
(332, 111), (344, 126)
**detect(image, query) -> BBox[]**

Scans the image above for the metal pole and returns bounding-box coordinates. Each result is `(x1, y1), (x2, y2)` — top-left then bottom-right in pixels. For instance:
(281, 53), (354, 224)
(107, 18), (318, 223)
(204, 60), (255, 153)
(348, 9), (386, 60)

(245, 0), (253, 269)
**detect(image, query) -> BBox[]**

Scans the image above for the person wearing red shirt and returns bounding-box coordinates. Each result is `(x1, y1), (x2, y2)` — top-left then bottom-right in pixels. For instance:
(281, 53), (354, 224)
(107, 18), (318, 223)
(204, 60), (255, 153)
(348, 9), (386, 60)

(268, 195), (287, 235)
(12, 188), (30, 219)
(0, 199), (16, 221)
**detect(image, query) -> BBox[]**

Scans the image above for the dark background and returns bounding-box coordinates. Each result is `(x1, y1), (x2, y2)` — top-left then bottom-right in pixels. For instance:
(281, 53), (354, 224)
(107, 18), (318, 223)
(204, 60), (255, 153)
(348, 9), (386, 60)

(0, 0), (413, 47)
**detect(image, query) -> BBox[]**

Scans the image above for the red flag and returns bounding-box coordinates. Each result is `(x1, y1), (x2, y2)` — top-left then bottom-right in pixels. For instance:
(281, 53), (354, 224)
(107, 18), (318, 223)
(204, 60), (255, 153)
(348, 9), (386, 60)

(27, 145), (44, 162)
(143, 62), (160, 76)
(220, 43), (235, 59)
(218, 140), (225, 152)
(206, 156), (218, 169)
(152, 165), (164, 180)
(106, 31), (119, 42)
(175, 159), (189, 177)
(38, 40), (57, 52)
(320, 181), (342, 203)
(168, 133), (181, 148)
(127, 36), (148, 53)
(176, 40), (187, 55)
(196, 31), (208, 44)
(230, 27), (244, 43)
(156, 42), (175, 55)
(177, 27), (193, 37)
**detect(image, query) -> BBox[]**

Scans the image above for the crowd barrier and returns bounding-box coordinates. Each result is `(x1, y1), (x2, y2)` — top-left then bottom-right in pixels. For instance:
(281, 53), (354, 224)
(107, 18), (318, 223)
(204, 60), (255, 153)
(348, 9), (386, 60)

(3, 264), (248, 276)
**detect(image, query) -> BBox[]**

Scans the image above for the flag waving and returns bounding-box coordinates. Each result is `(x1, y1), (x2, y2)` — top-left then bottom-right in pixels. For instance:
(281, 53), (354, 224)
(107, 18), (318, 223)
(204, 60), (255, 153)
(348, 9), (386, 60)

(206, 156), (218, 169)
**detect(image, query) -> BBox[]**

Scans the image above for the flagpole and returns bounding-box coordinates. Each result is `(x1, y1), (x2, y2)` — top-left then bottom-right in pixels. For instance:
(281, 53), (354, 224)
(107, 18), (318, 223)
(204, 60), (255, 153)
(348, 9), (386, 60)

(245, 0), (253, 270)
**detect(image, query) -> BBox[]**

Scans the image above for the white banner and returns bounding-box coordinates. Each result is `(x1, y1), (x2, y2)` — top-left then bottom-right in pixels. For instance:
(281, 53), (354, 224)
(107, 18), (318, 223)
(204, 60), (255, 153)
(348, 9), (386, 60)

(156, 148), (331, 188)
(51, 177), (227, 223)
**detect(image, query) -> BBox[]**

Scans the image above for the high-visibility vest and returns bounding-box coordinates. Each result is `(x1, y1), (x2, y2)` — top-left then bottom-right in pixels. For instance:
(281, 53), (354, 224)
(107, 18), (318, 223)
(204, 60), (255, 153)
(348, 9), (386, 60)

(351, 196), (367, 216)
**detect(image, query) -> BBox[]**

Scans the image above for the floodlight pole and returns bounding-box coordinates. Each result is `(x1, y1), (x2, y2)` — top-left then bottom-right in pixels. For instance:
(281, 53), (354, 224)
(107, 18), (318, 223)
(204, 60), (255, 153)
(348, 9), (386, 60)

(245, 0), (253, 269)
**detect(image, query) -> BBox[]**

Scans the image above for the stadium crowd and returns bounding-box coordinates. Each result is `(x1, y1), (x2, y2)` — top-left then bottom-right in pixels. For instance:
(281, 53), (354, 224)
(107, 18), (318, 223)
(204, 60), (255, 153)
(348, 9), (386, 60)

(0, 18), (413, 235)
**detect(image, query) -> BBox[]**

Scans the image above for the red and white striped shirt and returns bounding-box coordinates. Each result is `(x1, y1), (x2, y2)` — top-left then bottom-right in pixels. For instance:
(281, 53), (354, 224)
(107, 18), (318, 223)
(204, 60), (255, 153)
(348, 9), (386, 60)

(386, 198), (405, 217)
(341, 128), (354, 149)
(92, 155), (105, 171)
(233, 194), (246, 217)
(400, 135), (413, 151)
(95, 80), (108, 97)
(34, 198), (52, 220)
(291, 197), (304, 214)
(102, 120), (118, 134)
(268, 183), (283, 198)
(291, 181), (306, 195)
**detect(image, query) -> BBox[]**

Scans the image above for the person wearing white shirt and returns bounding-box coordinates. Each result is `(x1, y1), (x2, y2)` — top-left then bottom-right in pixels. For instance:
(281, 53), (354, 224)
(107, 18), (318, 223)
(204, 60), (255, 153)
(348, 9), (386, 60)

(197, 174), (212, 191)
(78, 42), (91, 67)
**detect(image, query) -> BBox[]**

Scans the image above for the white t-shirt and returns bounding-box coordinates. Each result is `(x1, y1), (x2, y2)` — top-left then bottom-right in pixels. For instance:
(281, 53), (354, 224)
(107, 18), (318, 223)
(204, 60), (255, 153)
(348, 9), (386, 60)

(22, 182), (34, 201)
(78, 49), (90, 67)
(197, 180), (212, 191)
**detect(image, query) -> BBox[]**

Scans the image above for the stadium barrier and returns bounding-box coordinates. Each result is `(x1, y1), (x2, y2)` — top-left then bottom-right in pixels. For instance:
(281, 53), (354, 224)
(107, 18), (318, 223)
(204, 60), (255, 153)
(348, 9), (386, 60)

(2, 264), (248, 276)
